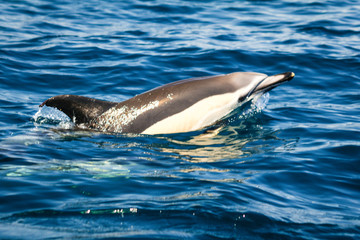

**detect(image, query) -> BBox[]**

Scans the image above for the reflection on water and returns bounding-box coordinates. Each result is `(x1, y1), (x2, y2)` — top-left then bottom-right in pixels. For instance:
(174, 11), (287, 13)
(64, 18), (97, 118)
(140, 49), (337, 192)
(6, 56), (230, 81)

(158, 128), (250, 163)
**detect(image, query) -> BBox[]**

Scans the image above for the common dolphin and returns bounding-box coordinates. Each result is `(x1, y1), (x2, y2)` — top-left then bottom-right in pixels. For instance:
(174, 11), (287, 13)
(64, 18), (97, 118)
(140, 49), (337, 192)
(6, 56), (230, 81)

(40, 71), (294, 134)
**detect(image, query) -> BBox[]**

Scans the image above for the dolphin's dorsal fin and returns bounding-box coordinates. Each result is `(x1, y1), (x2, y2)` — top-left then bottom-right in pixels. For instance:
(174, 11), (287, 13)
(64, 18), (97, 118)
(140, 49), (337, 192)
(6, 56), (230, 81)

(40, 95), (117, 124)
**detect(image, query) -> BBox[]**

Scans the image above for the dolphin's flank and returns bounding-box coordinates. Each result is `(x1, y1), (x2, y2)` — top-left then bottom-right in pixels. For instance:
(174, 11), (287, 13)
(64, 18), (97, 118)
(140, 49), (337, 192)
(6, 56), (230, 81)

(40, 71), (294, 134)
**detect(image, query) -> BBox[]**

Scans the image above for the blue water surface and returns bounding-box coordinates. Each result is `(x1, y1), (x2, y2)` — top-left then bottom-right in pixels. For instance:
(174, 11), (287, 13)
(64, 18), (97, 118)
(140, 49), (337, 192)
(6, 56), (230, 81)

(1, 0), (360, 239)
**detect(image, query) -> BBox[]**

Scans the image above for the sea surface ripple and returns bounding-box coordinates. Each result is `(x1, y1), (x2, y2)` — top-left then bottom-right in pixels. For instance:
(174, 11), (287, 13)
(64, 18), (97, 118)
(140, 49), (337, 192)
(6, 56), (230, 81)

(0, 0), (359, 239)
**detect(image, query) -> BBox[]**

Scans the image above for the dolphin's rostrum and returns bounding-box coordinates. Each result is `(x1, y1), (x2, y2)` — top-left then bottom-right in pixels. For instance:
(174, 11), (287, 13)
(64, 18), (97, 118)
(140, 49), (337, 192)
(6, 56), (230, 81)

(40, 71), (294, 134)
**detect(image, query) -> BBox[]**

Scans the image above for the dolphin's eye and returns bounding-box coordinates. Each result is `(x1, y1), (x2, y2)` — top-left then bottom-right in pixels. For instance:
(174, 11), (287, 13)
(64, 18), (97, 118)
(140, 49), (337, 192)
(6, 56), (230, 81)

(238, 95), (247, 102)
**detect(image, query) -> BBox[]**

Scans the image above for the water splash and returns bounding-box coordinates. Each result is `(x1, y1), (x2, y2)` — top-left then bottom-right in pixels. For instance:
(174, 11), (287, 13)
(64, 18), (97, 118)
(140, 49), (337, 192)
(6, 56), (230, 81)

(254, 92), (270, 111)
(239, 92), (270, 119)
(33, 106), (74, 129)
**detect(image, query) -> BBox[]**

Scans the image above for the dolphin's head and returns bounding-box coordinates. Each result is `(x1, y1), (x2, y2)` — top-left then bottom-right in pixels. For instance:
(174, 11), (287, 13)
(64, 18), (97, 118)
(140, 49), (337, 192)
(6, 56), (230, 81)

(230, 72), (295, 102)
(251, 71), (295, 95)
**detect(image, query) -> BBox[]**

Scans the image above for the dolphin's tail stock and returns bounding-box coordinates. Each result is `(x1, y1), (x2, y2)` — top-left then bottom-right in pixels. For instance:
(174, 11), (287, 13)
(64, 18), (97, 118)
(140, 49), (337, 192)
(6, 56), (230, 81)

(40, 95), (117, 125)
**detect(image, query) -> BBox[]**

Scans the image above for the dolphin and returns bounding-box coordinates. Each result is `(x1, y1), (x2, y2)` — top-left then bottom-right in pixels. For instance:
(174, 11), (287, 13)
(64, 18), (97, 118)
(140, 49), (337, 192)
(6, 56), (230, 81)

(40, 71), (294, 134)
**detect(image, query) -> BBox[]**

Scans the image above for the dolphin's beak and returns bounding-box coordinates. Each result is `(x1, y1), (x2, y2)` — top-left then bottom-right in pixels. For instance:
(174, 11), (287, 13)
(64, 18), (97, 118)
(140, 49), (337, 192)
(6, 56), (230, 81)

(252, 72), (295, 94)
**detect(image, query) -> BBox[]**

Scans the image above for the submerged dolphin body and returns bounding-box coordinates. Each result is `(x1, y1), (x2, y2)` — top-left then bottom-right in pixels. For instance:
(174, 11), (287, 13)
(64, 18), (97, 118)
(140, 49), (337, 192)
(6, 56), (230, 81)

(40, 72), (294, 134)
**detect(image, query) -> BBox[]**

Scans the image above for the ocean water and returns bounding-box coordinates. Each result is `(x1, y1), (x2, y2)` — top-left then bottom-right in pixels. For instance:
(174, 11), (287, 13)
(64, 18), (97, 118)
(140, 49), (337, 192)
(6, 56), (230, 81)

(1, 0), (359, 239)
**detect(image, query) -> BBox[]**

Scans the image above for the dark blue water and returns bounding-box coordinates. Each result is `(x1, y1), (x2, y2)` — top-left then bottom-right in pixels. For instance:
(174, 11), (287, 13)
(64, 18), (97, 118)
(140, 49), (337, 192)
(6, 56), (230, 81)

(1, 0), (359, 239)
